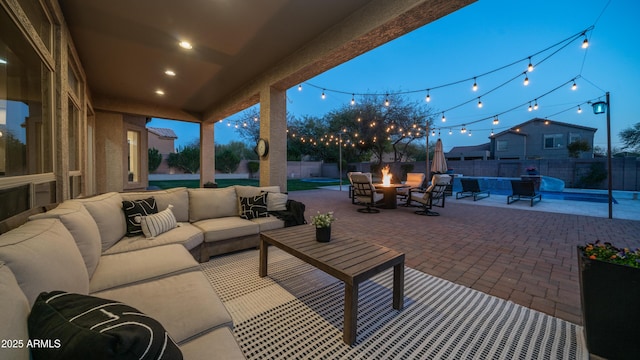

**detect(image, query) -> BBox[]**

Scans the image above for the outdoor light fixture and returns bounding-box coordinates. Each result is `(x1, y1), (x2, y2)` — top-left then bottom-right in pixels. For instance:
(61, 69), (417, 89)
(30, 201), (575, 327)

(577, 105), (582, 114)
(591, 93), (612, 219)
(528, 102), (533, 112)
(582, 36), (589, 49)
(441, 113), (446, 122)
(178, 41), (192, 49)
(534, 100), (539, 110)
(384, 95), (390, 107)
(351, 94), (355, 106)
(572, 81), (577, 90)
(523, 74), (529, 86)
(592, 101), (606, 114)
(425, 90), (431, 102)
(321, 90), (326, 99)
(472, 77), (478, 91)
(493, 117), (499, 125)
(477, 97), (483, 108)
(527, 57), (534, 72)
(298, 84), (302, 91)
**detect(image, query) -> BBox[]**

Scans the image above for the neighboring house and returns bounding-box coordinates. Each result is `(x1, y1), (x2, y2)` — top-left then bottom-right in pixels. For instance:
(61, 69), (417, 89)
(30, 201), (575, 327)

(446, 143), (491, 161)
(147, 127), (178, 174)
(490, 118), (597, 160)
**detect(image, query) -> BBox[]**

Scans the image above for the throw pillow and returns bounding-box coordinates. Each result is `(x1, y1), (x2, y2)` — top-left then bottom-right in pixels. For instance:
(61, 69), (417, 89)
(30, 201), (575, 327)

(28, 291), (182, 360)
(265, 191), (288, 211)
(138, 205), (177, 239)
(239, 193), (268, 220)
(122, 197), (158, 237)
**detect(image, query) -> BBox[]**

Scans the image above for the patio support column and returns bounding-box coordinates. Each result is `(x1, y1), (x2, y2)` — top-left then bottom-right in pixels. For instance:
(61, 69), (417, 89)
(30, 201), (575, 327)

(259, 86), (287, 191)
(200, 122), (215, 187)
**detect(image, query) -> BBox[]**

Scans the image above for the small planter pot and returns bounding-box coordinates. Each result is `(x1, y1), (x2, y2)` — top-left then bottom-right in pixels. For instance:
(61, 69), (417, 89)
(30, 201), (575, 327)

(577, 247), (640, 359)
(315, 226), (331, 243)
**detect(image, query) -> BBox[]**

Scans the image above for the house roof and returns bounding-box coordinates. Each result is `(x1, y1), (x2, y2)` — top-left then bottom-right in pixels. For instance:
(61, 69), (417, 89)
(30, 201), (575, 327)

(147, 127), (178, 139)
(59, 1), (473, 122)
(447, 143), (490, 154)
(491, 118), (598, 138)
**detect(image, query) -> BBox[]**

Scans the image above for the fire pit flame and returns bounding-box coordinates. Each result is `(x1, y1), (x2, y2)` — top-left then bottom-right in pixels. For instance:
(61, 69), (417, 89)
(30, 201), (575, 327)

(381, 165), (392, 186)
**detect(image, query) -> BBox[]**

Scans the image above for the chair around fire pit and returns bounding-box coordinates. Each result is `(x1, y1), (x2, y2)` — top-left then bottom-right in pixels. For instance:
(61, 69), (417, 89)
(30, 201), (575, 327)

(351, 173), (383, 213)
(407, 174), (451, 216)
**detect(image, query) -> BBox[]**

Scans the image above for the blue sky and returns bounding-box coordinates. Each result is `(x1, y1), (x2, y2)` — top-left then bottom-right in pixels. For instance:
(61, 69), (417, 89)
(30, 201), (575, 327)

(150, 0), (638, 153)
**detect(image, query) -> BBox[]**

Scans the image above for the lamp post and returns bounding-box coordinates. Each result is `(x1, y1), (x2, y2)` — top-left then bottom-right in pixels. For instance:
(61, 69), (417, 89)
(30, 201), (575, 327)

(592, 92), (612, 219)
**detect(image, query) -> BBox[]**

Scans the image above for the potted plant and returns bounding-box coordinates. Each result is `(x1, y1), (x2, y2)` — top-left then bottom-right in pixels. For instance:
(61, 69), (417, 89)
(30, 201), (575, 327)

(310, 211), (335, 243)
(577, 241), (640, 359)
(203, 181), (218, 188)
(525, 166), (538, 175)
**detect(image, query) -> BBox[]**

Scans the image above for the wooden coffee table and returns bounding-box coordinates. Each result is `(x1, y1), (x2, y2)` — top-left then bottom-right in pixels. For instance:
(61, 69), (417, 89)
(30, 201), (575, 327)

(259, 226), (404, 345)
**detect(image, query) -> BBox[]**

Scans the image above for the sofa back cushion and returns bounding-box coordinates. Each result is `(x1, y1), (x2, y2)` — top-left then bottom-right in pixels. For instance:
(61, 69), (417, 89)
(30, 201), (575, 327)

(29, 201), (102, 277)
(188, 187), (238, 221)
(120, 187), (189, 222)
(73, 192), (126, 252)
(0, 219), (89, 306)
(235, 185), (281, 198)
(0, 262), (30, 360)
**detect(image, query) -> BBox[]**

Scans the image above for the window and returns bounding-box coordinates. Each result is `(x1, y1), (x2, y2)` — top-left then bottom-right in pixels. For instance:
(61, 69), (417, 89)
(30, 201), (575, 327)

(569, 132), (581, 144)
(68, 100), (80, 171)
(544, 134), (564, 149)
(16, 0), (53, 51)
(496, 140), (508, 151)
(0, 7), (53, 177)
(127, 131), (140, 183)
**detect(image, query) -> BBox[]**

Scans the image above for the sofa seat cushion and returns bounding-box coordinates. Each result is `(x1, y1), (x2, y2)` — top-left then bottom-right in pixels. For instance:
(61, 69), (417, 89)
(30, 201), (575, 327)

(189, 187), (238, 222)
(0, 219), (89, 306)
(102, 223), (204, 255)
(121, 187), (189, 222)
(28, 291), (183, 360)
(0, 262), (30, 360)
(90, 244), (199, 293)
(251, 215), (285, 232)
(73, 192), (126, 252)
(179, 327), (245, 359)
(29, 201), (101, 277)
(93, 270), (232, 344)
(193, 217), (259, 243)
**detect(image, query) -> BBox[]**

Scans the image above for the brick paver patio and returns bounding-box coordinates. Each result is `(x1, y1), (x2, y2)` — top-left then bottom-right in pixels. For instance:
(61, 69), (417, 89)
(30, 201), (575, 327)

(290, 189), (640, 325)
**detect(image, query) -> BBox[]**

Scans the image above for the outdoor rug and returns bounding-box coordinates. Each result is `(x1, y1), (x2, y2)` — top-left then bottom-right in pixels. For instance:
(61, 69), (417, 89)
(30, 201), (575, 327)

(201, 248), (587, 359)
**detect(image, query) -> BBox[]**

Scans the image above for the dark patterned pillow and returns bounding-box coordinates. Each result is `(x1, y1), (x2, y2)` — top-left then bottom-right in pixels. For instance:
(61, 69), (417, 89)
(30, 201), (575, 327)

(28, 291), (182, 360)
(239, 193), (268, 220)
(122, 198), (158, 237)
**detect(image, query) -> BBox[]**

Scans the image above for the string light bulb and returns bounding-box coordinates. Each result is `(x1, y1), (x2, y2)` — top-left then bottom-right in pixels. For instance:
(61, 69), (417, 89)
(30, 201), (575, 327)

(528, 102), (533, 112)
(351, 94), (355, 106)
(431, 130), (436, 136)
(571, 81), (577, 90)
(477, 97), (483, 108)
(493, 116), (499, 125)
(534, 100), (539, 110)
(321, 90), (326, 99)
(449, 129), (452, 135)
(577, 105), (582, 114)
(527, 57), (534, 72)
(441, 113), (446, 122)
(298, 84), (302, 91)
(582, 35), (589, 49)
(490, 129), (494, 136)
(468, 130), (472, 136)
(461, 126), (467, 134)
(384, 94), (390, 107)
(425, 90), (431, 102)
(523, 73), (529, 86)
(472, 77), (478, 91)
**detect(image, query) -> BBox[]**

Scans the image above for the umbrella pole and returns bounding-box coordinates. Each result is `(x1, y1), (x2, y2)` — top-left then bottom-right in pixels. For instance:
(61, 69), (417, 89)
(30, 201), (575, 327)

(426, 125), (430, 178)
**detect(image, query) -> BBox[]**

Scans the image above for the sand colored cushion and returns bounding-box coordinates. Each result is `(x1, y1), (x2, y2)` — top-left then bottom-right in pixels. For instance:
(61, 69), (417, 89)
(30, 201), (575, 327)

(121, 187), (189, 222)
(102, 223), (203, 255)
(188, 187), (238, 221)
(93, 271), (233, 344)
(180, 327), (246, 360)
(239, 193), (269, 220)
(74, 192), (126, 252)
(28, 202), (102, 277)
(193, 217), (258, 243)
(0, 219), (89, 306)
(139, 205), (177, 238)
(0, 262), (30, 360)
(266, 191), (288, 211)
(28, 291), (182, 360)
(250, 215), (285, 232)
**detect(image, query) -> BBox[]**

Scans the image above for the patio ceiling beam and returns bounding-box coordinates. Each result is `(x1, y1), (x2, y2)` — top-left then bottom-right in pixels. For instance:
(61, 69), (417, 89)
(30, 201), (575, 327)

(93, 96), (203, 123)
(203, 0), (475, 123)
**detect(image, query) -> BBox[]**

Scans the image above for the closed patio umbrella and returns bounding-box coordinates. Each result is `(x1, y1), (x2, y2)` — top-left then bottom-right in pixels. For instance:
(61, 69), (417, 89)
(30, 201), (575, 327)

(431, 138), (448, 174)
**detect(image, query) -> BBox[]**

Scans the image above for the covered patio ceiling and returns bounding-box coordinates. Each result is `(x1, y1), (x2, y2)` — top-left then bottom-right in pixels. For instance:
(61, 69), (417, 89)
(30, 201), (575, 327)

(60, 0), (474, 123)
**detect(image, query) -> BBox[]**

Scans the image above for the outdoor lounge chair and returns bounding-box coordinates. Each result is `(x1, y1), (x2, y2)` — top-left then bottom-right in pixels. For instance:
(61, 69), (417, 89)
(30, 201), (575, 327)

(351, 173), (383, 213)
(407, 174), (451, 216)
(456, 178), (490, 201)
(507, 180), (541, 206)
(396, 172), (426, 204)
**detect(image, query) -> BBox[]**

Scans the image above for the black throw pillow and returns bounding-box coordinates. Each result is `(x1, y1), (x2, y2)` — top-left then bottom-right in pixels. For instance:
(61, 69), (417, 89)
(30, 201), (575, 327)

(122, 198), (158, 237)
(239, 193), (268, 220)
(28, 291), (183, 360)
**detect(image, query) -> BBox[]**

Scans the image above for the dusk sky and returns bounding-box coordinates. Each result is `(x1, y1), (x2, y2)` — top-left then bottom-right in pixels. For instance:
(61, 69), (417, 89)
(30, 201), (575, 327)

(149, 0), (638, 153)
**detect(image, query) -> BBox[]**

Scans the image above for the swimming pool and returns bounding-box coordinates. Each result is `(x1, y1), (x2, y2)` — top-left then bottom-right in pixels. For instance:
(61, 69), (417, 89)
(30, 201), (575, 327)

(451, 177), (618, 204)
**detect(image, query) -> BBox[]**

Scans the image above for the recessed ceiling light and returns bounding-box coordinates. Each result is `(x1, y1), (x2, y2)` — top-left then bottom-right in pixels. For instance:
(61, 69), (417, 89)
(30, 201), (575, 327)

(164, 70), (176, 76)
(178, 41), (192, 50)
(155, 89), (165, 95)
(0, 58), (7, 64)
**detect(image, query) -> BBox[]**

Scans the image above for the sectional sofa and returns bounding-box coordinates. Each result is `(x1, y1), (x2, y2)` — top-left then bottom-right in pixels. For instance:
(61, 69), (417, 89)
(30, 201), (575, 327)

(0, 185), (296, 360)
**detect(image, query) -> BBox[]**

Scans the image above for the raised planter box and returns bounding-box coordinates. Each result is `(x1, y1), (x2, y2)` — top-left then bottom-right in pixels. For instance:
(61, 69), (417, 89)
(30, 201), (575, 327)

(577, 247), (640, 359)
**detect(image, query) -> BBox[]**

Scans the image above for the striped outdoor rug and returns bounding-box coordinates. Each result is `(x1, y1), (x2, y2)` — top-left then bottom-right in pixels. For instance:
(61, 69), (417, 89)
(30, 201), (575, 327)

(201, 248), (587, 359)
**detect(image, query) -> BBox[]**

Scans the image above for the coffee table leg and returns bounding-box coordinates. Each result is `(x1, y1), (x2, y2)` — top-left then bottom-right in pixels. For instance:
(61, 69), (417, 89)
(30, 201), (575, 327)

(393, 262), (404, 310)
(259, 238), (268, 277)
(344, 282), (358, 345)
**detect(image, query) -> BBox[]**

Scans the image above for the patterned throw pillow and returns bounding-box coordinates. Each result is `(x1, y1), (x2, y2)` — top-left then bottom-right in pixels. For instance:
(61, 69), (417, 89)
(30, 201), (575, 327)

(138, 205), (177, 238)
(28, 291), (182, 360)
(239, 193), (269, 220)
(122, 197), (158, 237)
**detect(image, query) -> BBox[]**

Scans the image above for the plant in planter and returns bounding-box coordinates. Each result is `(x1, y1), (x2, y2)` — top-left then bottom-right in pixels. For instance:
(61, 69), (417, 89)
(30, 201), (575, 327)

(310, 211), (335, 243)
(577, 241), (640, 359)
(525, 166), (538, 175)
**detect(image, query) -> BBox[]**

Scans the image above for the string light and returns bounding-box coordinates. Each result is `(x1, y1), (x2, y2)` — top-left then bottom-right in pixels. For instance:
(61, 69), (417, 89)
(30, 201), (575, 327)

(449, 129), (452, 135)
(468, 130), (472, 136)
(351, 94), (355, 106)
(528, 102), (533, 112)
(527, 57), (534, 72)
(571, 80), (577, 90)
(461, 126), (467, 134)
(441, 113), (446, 122)
(493, 116), (499, 125)
(431, 130), (436, 136)
(298, 84), (302, 91)
(425, 90), (431, 102)
(477, 97), (483, 108)
(523, 73), (529, 86)
(384, 94), (390, 107)
(582, 34), (589, 49)
(321, 90), (326, 99)
(472, 77), (478, 91)
(577, 105), (582, 113)
(490, 129), (494, 136)
(534, 100), (539, 110)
